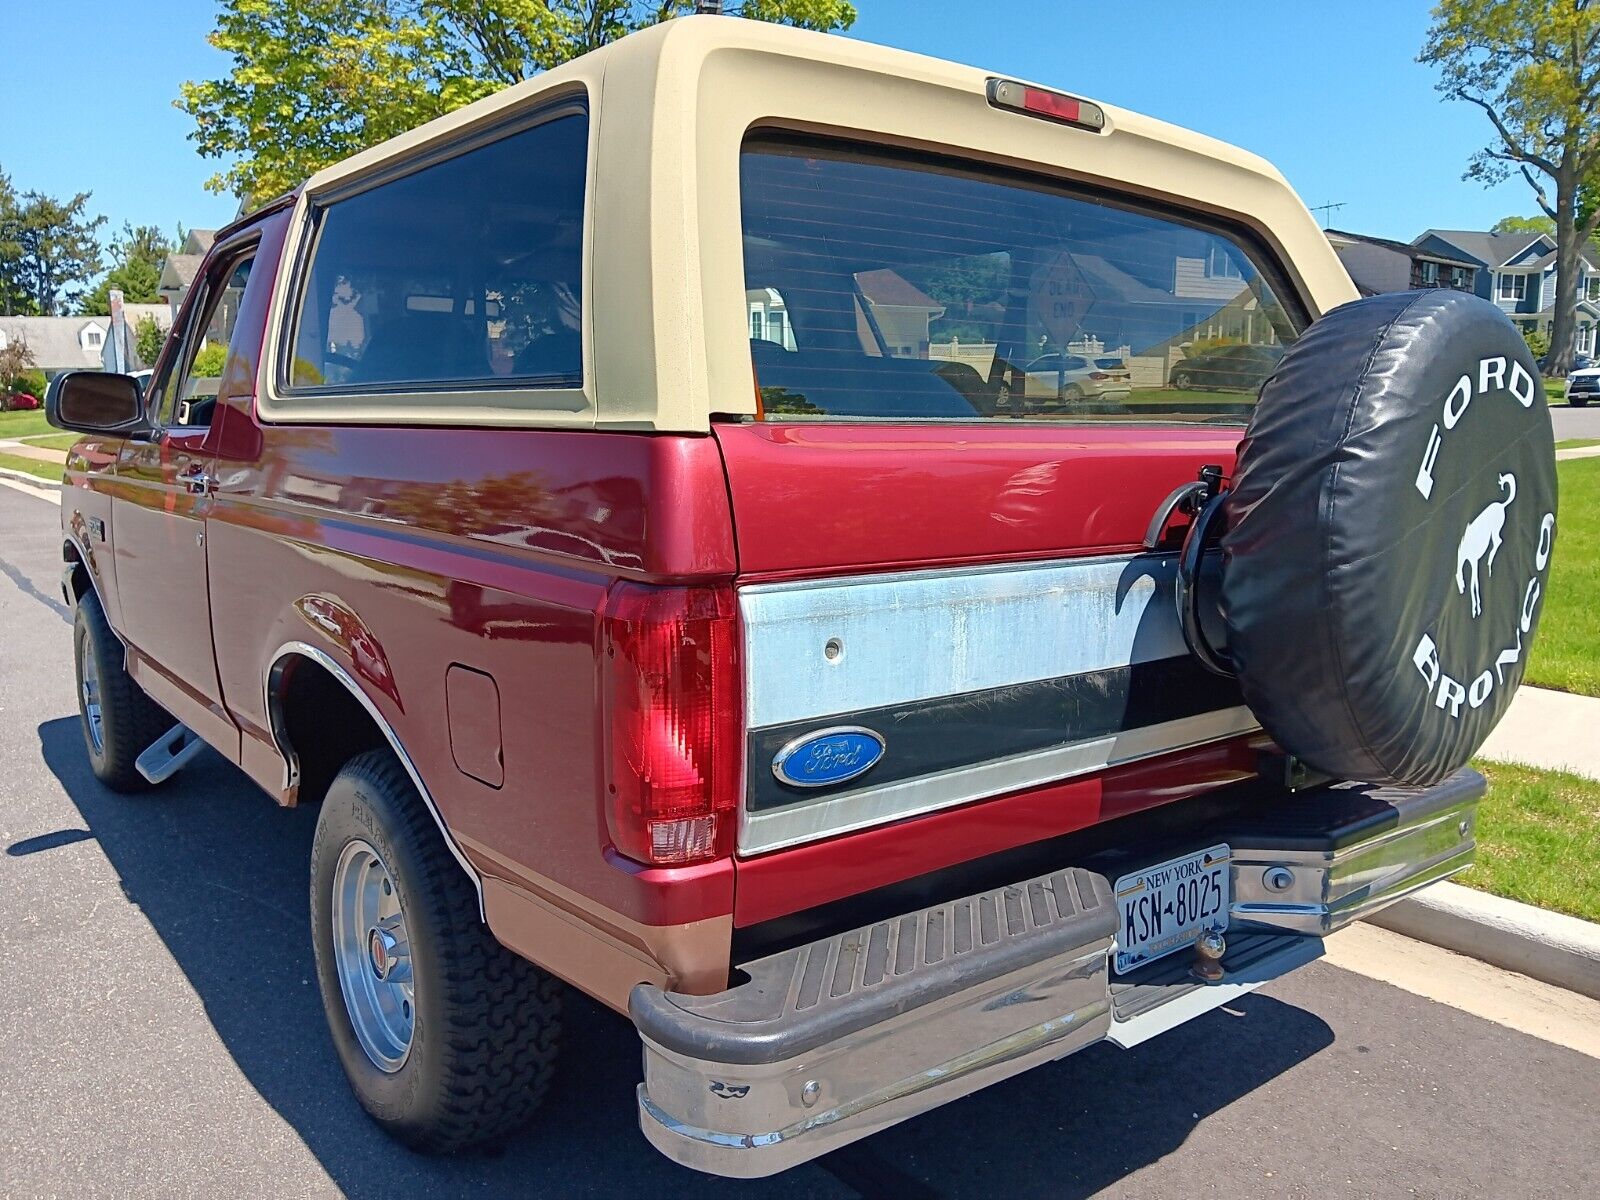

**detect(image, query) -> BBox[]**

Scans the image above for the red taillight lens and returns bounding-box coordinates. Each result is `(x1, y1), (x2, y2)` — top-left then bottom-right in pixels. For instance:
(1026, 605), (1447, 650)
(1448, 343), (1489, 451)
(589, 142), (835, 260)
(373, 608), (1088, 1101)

(1089, 372), (1110, 380)
(601, 582), (740, 866)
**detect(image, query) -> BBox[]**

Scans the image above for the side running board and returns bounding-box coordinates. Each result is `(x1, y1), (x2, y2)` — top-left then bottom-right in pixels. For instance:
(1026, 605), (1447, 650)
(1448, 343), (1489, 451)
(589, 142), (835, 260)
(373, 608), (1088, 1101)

(135, 724), (205, 784)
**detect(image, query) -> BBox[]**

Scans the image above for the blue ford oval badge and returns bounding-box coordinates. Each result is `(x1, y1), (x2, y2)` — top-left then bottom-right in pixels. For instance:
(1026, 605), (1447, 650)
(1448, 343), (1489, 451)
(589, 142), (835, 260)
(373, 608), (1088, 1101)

(771, 727), (886, 789)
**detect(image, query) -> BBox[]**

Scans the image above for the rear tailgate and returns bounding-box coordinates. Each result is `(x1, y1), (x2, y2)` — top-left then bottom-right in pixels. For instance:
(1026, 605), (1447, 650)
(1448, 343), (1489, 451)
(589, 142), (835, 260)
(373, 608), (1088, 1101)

(716, 421), (1263, 916)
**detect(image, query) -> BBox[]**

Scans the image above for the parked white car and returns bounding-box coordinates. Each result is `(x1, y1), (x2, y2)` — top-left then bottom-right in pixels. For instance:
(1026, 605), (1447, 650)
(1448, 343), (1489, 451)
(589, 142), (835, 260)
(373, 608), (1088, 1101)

(1566, 365), (1599, 407)
(1023, 352), (1133, 404)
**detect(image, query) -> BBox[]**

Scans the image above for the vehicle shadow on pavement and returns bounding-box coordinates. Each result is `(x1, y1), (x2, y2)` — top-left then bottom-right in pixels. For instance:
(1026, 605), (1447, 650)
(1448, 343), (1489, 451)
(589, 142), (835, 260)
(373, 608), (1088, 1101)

(37, 716), (1334, 1200)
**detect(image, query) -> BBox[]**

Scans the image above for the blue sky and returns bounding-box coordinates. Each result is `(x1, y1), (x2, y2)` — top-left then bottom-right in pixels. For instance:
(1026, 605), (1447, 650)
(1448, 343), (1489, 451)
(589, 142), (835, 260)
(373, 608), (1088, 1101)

(4, 1), (1534, 248)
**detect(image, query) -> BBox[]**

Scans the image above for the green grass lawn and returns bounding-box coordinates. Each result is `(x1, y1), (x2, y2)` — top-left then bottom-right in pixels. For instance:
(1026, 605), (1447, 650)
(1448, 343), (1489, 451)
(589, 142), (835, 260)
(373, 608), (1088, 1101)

(1556, 439), (1600, 450)
(1526, 457), (1600, 697)
(0, 451), (64, 482)
(1546, 380), (1567, 402)
(1465, 759), (1600, 922)
(0, 409), (53, 438)
(18, 433), (79, 452)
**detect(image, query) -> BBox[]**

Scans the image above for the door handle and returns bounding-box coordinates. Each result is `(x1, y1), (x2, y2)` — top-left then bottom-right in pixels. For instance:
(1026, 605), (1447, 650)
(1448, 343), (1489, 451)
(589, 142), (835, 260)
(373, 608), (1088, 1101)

(180, 465), (215, 495)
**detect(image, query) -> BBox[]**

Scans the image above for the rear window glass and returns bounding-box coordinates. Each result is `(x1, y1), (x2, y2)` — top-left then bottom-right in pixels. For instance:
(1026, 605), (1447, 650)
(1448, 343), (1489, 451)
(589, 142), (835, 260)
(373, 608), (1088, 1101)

(287, 112), (586, 393)
(740, 136), (1303, 422)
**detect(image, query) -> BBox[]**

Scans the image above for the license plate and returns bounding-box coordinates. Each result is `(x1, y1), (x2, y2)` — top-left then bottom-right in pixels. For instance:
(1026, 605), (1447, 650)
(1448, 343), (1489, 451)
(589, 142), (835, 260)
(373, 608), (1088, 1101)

(1113, 844), (1231, 975)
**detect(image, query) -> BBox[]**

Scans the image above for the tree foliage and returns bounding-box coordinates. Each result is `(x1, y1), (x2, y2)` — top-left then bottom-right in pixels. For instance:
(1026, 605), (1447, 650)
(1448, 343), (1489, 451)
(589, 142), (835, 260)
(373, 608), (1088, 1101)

(181, 1), (857, 203)
(135, 315), (167, 366)
(80, 225), (176, 315)
(1491, 214), (1556, 234)
(0, 336), (35, 391)
(0, 170), (105, 317)
(1422, 1), (1600, 374)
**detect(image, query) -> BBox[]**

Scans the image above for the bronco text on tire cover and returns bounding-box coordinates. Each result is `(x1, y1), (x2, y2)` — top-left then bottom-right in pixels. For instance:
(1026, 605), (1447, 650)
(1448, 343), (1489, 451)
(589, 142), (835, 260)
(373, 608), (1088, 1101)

(1221, 290), (1558, 786)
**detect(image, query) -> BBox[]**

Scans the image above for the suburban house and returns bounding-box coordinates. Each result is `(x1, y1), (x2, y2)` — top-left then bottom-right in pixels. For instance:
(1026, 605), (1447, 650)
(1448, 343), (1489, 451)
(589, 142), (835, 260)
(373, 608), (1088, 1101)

(1411, 229), (1600, 357)
(1325, 229), (1479, 298)
(0, 305), (174, 378)
(157, 228), (218, 313)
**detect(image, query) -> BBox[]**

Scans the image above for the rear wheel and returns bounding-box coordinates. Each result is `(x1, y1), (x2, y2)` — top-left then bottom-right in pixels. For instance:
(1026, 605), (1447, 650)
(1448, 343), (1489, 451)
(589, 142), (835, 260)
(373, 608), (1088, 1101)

(72, 588), (170, 792)
(311, 750), (563, 1152)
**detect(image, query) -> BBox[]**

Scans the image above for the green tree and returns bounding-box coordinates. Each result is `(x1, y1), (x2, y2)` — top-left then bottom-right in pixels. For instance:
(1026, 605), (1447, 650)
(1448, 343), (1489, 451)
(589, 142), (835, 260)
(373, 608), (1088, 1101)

(0, 169), (32, 315)
(0, 337), (34, 392)
(80, 224), (176, 315)
(181, 0), (856, 203)
(0, 186), (105, 316)
(1422, 1), (1600, 375)
(191, 343), (229, 377)
(1522, 326), (1551, 358)
(135, 315), (167, 366)
(1491, 214), (1556, 234)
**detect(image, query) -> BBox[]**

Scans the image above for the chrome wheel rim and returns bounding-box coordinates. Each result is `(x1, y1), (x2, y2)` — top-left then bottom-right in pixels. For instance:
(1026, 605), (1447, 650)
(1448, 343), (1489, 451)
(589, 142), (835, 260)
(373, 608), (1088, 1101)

(331, 839), (414, 1072)
(79, 636), (103, 754)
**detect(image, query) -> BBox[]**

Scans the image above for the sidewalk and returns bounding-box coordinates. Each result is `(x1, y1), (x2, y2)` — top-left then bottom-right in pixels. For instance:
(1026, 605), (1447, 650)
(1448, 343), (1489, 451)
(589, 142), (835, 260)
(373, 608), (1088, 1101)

(1479, 685), (1600, 780)
(0, 437), (68, 465)
(1556, 445), (1600, 461)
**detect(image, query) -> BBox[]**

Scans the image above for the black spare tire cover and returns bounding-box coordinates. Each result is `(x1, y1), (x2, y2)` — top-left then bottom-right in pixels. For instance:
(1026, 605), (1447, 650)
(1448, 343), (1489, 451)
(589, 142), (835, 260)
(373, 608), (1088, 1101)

(1222, 290), (1558, 786)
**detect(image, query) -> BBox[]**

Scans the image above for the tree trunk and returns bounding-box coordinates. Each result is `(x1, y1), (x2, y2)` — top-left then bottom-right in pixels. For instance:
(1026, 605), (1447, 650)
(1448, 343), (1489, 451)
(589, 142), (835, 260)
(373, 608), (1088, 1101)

(1548, 166), (1581, 378)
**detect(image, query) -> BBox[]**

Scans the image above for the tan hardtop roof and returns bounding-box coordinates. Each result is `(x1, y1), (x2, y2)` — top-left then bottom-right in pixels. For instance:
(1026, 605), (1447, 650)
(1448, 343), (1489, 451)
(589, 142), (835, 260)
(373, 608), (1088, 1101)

(305, 16), (1288, 196)
(261, 15), (1356, 431)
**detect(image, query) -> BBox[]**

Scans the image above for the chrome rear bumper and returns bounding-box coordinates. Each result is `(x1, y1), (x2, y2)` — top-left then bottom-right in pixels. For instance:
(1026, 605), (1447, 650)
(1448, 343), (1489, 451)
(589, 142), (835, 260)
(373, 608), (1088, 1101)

(632, 769), (1483, 1178)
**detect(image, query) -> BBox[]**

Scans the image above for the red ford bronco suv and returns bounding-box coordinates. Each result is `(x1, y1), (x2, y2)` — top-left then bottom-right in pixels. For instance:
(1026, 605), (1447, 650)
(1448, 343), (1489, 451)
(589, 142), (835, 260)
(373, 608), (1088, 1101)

(46, 16), (1556, 1178)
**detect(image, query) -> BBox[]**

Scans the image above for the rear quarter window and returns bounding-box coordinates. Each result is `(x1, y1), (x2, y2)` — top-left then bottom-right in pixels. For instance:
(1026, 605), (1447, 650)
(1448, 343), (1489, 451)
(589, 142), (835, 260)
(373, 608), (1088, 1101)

(285, 111), (587, 396)
(739, 135), (1305, 423)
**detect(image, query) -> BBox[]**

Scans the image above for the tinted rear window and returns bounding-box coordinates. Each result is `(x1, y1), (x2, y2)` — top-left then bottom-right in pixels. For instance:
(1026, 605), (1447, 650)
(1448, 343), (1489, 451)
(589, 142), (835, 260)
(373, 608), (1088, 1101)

(740, 136), (1304, 422)
(287, 112), (587, 394)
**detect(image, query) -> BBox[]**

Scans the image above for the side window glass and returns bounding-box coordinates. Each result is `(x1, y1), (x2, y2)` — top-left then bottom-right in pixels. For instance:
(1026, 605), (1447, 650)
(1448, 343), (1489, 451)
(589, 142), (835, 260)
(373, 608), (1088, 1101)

(159, 254), (255, 428)
(288, 112), (587, 393)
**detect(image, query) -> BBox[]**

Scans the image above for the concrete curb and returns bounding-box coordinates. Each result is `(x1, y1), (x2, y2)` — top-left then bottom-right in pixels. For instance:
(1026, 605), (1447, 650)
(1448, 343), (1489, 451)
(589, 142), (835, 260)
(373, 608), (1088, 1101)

(1368, 881), (1600, 1002)
(0, 466), (61, 490)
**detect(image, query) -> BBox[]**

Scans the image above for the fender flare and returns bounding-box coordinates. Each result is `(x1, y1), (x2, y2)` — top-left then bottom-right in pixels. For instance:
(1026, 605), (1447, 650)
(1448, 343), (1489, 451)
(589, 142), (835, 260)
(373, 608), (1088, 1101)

(264, 639), (486, 918)
(62, 532), (125, 645)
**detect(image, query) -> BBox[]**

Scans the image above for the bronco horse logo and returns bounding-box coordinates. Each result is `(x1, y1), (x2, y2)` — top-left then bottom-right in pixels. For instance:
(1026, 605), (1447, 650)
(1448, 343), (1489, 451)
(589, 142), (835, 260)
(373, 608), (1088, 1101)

(1455, 473), (1517, 618)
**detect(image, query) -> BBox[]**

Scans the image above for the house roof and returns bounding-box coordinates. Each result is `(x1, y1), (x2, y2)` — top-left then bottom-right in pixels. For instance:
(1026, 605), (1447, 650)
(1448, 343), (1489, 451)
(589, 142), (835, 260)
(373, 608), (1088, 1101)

(0, 316), (109, 371)
(856, 269), (941, 310)
(1416, 228), (1600, 272)
(1416, 230), (1547, 268)
(1326, 228), (1477, 269)
(159, 254), (205, 292)
(180, 229), (216, 255)
(0, 306), (174, 372)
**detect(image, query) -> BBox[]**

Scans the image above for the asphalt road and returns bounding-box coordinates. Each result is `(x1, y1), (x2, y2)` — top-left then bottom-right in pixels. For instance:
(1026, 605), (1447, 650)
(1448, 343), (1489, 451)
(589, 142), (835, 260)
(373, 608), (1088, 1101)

(1550, 400), (1600, 440)
(3, 479), (1598, 1200)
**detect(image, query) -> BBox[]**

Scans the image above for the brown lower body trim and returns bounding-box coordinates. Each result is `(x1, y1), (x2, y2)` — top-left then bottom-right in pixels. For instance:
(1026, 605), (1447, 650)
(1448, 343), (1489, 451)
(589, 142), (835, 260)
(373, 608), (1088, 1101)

(475, 868), (733, 1013)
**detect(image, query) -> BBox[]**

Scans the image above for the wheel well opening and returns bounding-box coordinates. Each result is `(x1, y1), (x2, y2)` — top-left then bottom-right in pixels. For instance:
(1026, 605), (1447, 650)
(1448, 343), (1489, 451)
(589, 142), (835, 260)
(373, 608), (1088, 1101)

(63, 543), (88, 601)
(273, 656), (387, 806)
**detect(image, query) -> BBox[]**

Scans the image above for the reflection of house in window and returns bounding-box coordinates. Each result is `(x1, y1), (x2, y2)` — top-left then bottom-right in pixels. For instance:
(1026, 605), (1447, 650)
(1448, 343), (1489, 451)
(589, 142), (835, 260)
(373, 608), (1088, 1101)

(853, 269), (945, 358)
(1205, 245), (1242, 280)
(746, 287), (798, 350)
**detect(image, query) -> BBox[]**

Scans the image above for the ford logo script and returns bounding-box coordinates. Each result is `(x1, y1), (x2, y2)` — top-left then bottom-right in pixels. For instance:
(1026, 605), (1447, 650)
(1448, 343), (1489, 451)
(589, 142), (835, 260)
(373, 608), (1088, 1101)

(771, 727), (886, 789)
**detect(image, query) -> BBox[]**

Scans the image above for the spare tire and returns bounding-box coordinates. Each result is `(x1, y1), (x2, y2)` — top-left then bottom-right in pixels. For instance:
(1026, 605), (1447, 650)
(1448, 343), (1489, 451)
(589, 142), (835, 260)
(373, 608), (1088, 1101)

(1221, 290), (1558, 786)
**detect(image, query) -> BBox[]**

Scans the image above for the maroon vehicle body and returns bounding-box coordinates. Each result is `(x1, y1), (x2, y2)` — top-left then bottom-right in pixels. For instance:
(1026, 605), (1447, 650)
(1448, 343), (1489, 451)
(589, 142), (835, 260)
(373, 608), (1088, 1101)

(59, 196), (1267, 1003)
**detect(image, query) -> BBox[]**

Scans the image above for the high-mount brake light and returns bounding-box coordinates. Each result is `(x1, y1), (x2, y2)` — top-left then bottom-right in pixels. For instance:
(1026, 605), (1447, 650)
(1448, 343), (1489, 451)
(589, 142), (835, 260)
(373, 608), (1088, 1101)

(986, 79), (1106, 132)
(600, 582), (740, 867)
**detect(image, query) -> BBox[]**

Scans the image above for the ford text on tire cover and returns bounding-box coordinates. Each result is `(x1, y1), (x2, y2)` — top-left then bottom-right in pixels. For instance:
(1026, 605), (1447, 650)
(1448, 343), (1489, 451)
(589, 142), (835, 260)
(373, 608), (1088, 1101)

(42, 17), (1555, 1178)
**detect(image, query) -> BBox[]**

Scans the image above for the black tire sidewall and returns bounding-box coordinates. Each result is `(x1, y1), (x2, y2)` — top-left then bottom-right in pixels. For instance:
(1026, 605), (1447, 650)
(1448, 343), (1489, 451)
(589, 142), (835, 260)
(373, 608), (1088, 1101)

(72, 590), (159, 792)
(311, 760), (451, 1138)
